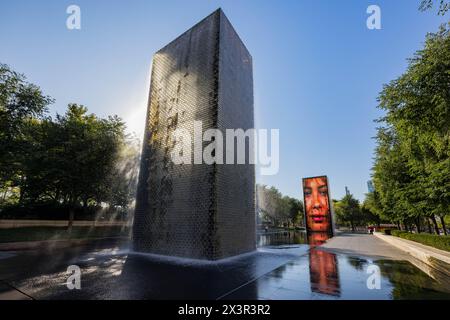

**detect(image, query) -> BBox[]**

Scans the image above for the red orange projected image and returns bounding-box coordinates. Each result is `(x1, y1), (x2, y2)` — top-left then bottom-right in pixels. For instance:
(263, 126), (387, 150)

(302, 176), (333, 235)
(307, 232), (340, 297)
(308, 232), (330, 246)
(309, 247), (341, 296)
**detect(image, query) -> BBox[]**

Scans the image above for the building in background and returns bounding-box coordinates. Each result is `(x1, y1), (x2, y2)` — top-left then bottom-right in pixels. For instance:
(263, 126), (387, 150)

(367, 180), (375, 193)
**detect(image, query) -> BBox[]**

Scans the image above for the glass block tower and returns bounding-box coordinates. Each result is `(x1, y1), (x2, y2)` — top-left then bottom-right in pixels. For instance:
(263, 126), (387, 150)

(133, 9), (255, 260)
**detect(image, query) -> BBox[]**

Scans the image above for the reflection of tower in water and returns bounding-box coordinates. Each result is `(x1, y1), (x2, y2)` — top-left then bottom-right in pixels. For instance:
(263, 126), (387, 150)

(308, 233), (341, 297)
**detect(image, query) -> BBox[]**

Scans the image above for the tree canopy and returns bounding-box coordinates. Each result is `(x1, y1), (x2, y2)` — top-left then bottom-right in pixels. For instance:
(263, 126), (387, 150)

(0, 64), (140, 224)
(420, 0), (450, 15)
(369, 24), (450, 234)
(257, 184), (304, 228)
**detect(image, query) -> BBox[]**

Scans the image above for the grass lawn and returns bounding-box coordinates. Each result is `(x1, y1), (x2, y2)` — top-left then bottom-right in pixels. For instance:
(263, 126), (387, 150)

(0, 226), (130, 243)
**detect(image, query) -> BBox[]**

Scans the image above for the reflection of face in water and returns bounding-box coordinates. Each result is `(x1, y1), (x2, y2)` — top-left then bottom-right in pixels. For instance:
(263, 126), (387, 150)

(308, 233), (330, 246)
(308, 232), (340, 296)
(303, 177), (331, 233)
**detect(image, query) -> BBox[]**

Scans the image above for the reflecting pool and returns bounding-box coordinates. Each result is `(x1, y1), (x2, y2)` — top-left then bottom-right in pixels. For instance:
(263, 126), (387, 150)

(235, 231), (450, 300)
(257, 230), (307, 247)
(0, 234), (448, 300)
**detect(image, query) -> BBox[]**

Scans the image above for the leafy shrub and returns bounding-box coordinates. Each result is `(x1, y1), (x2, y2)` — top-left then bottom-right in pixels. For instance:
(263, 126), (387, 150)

(391, 230), (450, 252)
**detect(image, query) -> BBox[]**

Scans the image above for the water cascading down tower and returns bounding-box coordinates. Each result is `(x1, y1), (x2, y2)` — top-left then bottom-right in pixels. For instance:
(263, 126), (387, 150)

(133, 9), (255, 260)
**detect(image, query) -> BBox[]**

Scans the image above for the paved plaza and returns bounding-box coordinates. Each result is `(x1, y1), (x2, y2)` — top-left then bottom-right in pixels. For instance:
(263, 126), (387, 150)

(0, 233), (449, 300)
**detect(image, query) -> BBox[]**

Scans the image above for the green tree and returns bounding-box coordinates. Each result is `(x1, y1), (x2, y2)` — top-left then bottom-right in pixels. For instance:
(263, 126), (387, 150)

(334, 194), (362, 232)
(0, 64), (139, 227)
(256, 184), (304, 228)
(287, 197), (304, 227)
(362, 191), (383, 225)
(371, 24), (450, 235)
(0, 64), (52, 196)
(52, 104), (126, 230)
(419, 0), (450, 15)
(257, 185), (281, 226)
(14, 104), (128, 229)
(103, 136), (140, 218)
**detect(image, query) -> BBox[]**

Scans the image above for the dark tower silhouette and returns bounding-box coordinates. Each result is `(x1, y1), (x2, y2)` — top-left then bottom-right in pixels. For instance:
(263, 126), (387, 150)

(133, 9), (255, 260)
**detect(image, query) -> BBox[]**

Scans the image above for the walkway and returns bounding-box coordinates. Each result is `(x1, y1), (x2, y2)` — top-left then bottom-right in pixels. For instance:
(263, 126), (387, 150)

(319, 232), (411, 260)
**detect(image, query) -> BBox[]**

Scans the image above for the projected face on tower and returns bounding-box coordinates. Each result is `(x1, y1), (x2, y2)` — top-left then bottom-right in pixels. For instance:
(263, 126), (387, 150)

(303, 176), (333, 234)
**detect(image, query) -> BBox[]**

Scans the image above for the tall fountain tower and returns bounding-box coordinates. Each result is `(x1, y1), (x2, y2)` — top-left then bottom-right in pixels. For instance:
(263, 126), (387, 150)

(133, 9), (255, 260)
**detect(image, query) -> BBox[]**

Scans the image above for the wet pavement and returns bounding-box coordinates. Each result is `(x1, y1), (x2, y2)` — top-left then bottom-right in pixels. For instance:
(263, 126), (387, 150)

(0, 232), (449, 300)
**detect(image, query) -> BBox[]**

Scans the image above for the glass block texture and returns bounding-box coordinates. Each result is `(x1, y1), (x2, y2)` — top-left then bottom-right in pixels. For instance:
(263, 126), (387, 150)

(133, 9), (255, 260)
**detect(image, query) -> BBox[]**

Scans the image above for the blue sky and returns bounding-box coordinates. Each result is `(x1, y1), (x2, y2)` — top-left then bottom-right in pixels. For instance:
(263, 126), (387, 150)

(0, 0), (447, 201)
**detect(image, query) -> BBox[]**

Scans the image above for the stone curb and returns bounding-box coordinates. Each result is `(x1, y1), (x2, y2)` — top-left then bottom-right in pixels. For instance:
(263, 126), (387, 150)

(374, 232), (450, 277)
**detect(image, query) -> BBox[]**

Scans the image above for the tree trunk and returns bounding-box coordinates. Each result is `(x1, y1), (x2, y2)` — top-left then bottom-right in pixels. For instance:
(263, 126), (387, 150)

(54, 189), (61, 204)
(431, 215), (440, 235)
(18, 187), (25, 204)
(440, 216), (447, 236)
(67, 208), (75, 234)
(427, 218), (433, 234)
(350, 220), (355, 232)
(416, 217), (421, 233)
(83, 198), (88, 211)
(397, 222), (401, 230)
